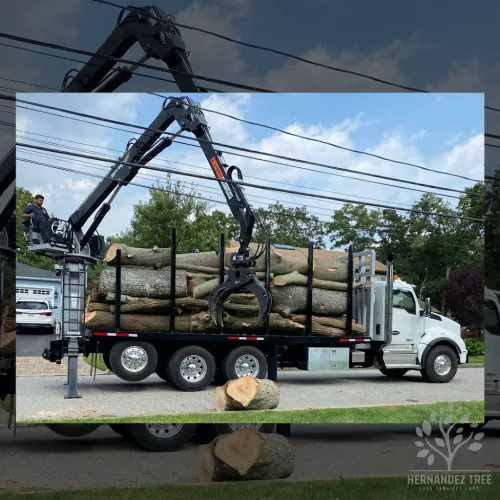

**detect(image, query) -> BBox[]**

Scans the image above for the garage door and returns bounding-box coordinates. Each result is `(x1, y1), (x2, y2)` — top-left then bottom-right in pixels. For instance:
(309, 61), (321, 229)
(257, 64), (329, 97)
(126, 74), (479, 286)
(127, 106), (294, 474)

(16, 286), (54, 302)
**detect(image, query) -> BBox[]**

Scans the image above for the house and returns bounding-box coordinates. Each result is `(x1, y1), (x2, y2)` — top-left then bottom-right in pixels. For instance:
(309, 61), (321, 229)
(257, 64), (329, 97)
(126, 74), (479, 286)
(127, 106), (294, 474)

(15, 262), (62, 321)
(229, 241), (388, 280)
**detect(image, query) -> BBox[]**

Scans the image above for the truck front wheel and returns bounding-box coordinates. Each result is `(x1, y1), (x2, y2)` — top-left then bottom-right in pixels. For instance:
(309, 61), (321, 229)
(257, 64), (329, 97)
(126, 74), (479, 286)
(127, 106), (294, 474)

(421, 345), (458, 383)
(109, 341), (158, 382)
(125, 424), (196, 451)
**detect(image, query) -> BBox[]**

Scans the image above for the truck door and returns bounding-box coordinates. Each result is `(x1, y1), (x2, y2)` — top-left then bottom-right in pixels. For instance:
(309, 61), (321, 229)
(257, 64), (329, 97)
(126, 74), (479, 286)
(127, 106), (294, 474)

(391, 287), (422, 347)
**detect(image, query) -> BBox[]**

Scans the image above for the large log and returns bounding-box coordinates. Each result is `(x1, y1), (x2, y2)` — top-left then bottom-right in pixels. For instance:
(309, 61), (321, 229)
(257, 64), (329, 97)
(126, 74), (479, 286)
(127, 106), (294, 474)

(88, 302), (111, 312)
(271, 285), (347, 316)
(273, 271), (361, 291)
(109, 297), (260, 315)
(192, 272), (273, 299)
(196, 430), (295, 482)
(214, 377), (280, 412)
(106, 243), (220, 269)
(83, 311), (304, 334)
(99, 266), (188, 298)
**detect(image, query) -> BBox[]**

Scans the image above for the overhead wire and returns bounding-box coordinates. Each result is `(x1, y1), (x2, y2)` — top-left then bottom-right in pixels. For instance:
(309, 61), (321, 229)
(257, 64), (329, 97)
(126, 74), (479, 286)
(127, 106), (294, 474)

(15, 142), (485, 222)
(11, 96), (481, 195)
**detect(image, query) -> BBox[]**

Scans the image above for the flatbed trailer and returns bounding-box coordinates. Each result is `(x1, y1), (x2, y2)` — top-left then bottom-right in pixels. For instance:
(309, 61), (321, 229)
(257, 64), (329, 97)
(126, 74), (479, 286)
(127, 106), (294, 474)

(44, 231), (394, 397)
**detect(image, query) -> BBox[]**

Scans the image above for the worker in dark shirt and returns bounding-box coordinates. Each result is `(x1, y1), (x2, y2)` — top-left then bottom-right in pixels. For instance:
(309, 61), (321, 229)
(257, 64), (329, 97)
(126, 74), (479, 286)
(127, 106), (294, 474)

(21, 194), (51, 242)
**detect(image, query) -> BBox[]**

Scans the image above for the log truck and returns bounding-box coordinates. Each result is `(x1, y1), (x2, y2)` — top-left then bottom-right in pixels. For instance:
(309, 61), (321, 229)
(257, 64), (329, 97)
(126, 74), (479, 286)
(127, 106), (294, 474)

(19, 4), (468, 449)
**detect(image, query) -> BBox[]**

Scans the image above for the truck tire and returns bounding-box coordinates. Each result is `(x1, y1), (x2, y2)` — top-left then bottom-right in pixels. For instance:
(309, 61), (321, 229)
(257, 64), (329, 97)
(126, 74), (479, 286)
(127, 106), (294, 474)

(222, 346), (268, 380)
(167, 345), (215, 391)
(155, 355), (173, 383)
(421, 345), (458, 383)
(379, 368), (408, 378)
(102, 352), (111, 371)
(45, 424), (101, 437)
(125, 424), (196, 452)
(108, 341), (158, 382)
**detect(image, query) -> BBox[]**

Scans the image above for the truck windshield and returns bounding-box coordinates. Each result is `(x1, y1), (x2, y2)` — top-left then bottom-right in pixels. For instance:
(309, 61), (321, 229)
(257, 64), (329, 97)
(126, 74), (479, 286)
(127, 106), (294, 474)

(484, 299), (500, 336)
(392, 289), (416, 315)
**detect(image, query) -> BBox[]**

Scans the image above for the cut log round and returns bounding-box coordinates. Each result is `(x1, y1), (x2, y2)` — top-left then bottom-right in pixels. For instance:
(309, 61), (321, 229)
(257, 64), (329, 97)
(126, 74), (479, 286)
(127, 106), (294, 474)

(312, 257), (348, 282)
(270, 284), (347, 316)
(84, 311), (191, 332)
(99, 266), (188, 298)
(290, 314), (365, 334)
(214, 429), (295, 479)
(87, 302), (111, 312)
(273, 271), (361, 291)
(196, 441), (234, 483)
(214, 376), (280, 412)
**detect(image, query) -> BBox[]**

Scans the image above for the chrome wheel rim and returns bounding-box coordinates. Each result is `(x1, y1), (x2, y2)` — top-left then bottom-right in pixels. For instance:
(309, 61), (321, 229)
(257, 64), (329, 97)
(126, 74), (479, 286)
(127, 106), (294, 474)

(234, 354), (259, 377)
(145, 424), (183, 438)
(434, 354), (452, 376)
(121, 346), (148, 372)
(180, 355), (207, 382)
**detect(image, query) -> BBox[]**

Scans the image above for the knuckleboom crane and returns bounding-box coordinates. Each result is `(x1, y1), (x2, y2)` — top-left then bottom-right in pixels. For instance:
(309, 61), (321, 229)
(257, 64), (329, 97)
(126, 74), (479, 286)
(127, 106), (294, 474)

(30, 97), (271, 394)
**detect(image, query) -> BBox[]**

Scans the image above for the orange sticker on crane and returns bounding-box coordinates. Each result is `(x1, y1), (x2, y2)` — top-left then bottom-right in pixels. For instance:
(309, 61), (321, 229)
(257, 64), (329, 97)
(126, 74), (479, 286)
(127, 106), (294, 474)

(210, 156), (224, 178)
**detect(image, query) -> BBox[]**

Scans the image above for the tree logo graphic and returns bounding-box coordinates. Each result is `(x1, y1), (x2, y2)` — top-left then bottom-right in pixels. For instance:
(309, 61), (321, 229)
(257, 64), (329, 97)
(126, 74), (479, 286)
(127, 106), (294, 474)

(414, 403), (484, 471)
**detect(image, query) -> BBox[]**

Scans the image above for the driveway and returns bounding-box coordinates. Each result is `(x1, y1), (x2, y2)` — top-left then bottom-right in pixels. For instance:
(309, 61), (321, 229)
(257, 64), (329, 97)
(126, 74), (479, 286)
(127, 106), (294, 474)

(16, 367), (484, 422)
(0, 422), (498, 492)
(16, 330), (55, 357)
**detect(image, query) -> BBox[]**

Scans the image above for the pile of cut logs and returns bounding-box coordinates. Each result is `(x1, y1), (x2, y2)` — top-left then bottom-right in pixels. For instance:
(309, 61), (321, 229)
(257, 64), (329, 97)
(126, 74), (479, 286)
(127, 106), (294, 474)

(84, 243), (365, 336)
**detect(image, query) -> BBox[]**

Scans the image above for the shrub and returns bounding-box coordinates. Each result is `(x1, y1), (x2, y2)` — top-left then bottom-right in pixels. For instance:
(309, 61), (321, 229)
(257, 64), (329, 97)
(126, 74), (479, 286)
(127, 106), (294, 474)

(464, 338), (484, 356)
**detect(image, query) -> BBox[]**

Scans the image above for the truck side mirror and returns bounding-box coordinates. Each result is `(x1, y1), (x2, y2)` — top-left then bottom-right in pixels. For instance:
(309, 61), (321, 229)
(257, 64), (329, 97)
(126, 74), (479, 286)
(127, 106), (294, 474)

(425, 297), (431, 317)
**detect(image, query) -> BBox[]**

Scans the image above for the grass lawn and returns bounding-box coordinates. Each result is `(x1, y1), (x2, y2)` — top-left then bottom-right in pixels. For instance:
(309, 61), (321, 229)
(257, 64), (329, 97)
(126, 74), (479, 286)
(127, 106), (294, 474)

(83, 354), (107, 372)
(0, 475), (498, 500)
(19, 400), (484, 425)
(468, 356), (484, 365)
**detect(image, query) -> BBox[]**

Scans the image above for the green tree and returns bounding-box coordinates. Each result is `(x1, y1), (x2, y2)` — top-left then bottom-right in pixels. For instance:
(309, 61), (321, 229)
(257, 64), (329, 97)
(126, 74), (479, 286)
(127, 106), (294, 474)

(255, 202), (326, 248)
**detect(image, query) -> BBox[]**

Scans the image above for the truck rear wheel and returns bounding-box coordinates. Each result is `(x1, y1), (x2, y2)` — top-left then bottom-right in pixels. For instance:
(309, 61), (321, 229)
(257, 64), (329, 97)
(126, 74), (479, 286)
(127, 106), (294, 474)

(421, 345), (458, 383)
(222, 346), (268, 380)
(379, 368), (408, 378)
(167, 346), (215, 391)
(102, 352), (111, 371)
(125, 424), (196, 451)
(45, 424), (101, 437)
(109, 341), (158, 382)
(155, 356), (172, 383)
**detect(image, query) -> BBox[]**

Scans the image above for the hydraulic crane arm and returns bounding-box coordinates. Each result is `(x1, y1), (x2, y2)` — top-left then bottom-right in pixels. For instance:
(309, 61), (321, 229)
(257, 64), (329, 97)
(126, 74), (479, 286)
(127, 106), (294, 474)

(61, 5), (202, 93)
(66, 97), (270, 326)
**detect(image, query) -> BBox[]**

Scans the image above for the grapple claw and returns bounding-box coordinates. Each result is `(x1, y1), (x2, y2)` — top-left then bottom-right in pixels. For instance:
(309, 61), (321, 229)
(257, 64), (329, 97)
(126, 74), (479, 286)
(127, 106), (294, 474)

(207, 268), (271, 329)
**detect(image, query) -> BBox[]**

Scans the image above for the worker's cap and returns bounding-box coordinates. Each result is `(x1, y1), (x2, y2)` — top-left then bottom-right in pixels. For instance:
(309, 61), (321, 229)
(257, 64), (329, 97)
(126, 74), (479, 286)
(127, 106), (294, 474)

(34, 194), (44, 200)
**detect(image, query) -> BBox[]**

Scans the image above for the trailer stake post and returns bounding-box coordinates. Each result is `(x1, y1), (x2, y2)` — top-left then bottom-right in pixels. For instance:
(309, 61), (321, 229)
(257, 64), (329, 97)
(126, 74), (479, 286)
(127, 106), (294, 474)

(169, 228), (176, 332)
(346, 245), (354, 337)
(115, 249), (121, 331)
(306, 240), (313, 336)
(264, 237), (271, 335)
(218, 232), (225, 335)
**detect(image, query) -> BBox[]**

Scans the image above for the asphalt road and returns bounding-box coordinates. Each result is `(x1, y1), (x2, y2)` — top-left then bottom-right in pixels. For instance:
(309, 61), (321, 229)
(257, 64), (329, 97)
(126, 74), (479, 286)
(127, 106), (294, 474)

(16, 331), (55, 357)
(16, 368), (484, 422)
(0, 422), (499, 492)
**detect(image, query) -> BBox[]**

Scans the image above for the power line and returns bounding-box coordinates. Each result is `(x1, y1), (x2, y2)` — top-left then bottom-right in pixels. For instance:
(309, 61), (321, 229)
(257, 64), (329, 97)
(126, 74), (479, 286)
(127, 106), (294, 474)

(151, 94), (481, 183)
(93, 0), (427, 93)
(13, 96), (480, 195)
(18, 130), (420, 208)
(486, 143), (500, 150)
(16, 142), (484, 222)
(0, 75), (59, 92)
(485, 106), (500, 113)
(0, 41), (223, 94)
(17, 156), (483, 250)
(0, 32), (273, 93)
(485, 133), (500, 141)
(16, 123), (465, 201)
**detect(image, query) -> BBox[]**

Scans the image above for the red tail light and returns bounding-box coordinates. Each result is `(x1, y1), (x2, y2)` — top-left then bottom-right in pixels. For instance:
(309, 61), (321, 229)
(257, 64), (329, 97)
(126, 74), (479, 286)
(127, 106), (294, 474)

(16, 312), (21, 315)
(39, 312), (52, 316)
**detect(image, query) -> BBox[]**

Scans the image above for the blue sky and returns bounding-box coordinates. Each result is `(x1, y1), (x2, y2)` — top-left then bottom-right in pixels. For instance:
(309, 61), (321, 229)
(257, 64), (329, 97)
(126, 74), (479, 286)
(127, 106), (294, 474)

(16, 92), (484, 249)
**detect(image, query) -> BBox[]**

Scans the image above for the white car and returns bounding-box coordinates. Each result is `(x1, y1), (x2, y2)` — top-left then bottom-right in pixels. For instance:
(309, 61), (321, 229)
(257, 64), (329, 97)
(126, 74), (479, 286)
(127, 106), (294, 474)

(16, 299), (55, 333)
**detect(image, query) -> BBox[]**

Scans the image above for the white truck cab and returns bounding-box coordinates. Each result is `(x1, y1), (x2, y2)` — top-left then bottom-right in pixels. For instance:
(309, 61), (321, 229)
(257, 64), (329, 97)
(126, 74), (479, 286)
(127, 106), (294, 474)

(377, 278), (467, 383)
